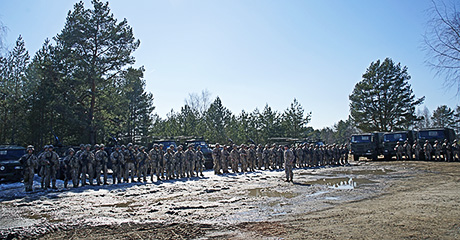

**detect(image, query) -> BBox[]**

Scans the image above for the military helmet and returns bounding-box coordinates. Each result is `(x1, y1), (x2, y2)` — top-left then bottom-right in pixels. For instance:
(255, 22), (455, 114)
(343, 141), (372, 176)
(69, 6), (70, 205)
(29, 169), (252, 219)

(153, 144), (158, 148)
(435, 140), (438, 143)
(188, 144), (194, 148)
(134, 145), (139, 149)
(265, 144), (269, 148)
(140, 146), (146, 150)
(27, 145), (34, 151)
(197, 145), (202, 149)
(44, 145), (49, 149)
(233, 144), (237, 148)
(100, 144), (105, 148)
(48, 145), (54, 149)
(79, 144), (85, 148)
(85, 144), (92, 148)
(169, 145), (175, 149)
(121, 145), (126, 149)
(127, 143), (133, 147)
(444, 139), (448, 142)
(68, 148), (75, 153)
(115, 145), (120, 149)
(94, 144), (100, 149)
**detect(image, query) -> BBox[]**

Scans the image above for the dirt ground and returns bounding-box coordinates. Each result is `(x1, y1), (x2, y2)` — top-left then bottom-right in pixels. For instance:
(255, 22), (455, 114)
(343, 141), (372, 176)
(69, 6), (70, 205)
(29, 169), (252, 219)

(1, 160), (459, 239)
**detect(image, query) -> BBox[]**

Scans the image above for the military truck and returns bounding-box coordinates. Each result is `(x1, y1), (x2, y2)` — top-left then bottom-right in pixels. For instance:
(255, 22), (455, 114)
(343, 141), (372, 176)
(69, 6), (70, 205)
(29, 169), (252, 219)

(418, 128), (456, 144)
(382, 130), (417, 160)
(350, 132), (384, 161)
(418, 128), (456, 159)
(0, 145), (25, 182)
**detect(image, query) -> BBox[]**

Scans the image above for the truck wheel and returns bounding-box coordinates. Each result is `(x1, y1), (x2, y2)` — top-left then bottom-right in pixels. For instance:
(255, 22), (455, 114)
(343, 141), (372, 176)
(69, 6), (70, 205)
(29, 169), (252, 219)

(384, 155), (392, 161)
(353, 155), (360, 161)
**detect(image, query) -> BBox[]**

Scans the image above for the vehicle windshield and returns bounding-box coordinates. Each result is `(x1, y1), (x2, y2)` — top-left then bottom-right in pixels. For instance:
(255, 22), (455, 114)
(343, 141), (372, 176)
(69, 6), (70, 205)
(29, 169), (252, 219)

(0, 149), (25, 161)
(418, 130), (445, 140)
(351, 135), (372, 143)
(384, 133), (407, 142)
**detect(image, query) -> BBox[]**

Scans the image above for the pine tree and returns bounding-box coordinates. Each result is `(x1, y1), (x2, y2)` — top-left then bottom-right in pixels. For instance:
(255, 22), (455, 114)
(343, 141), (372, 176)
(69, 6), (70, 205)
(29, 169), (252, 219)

(349, 58), (424, 132)
(431, 105), (455, 128)
(54, 0), (140, 144)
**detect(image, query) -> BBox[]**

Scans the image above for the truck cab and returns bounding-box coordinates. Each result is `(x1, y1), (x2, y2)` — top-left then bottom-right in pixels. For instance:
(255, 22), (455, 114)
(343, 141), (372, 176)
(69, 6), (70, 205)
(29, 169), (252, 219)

(382, 130), (416, 160)
(350, 132), (383, 161)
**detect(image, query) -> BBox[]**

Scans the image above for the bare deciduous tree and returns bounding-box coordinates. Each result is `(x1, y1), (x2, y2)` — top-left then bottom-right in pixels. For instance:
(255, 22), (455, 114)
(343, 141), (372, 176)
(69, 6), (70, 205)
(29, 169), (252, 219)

(424, 0), (460, 94)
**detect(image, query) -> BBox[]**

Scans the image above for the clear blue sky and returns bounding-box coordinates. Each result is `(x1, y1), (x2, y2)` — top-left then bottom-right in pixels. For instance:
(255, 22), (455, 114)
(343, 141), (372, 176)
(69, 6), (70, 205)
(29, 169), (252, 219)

(1, 0), (458, 129)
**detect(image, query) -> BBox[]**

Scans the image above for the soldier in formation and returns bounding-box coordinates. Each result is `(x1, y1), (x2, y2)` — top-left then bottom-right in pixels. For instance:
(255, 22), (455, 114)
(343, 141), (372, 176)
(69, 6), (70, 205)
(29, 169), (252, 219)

(19, 145), (38, 192)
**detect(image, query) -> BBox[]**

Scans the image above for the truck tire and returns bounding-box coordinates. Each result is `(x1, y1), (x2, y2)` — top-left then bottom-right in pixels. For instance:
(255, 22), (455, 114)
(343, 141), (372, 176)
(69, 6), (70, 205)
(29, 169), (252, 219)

(353, 155), (360, 161)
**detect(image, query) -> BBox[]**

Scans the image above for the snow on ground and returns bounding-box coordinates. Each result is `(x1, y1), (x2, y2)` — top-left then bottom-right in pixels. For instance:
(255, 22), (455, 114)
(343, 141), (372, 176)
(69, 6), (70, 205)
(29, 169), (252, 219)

(0, 161), (409, 236)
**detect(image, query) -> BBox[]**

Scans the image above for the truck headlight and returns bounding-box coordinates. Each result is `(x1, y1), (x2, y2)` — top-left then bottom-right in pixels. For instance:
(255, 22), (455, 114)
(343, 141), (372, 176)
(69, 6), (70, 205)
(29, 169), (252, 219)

(14, 166), (22, 170)
(0, 166), (4, 171)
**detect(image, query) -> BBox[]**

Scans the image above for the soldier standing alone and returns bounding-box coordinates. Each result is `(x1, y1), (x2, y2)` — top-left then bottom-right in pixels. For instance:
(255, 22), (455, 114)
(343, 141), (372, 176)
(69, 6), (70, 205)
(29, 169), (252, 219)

(284, 145), (295, 182)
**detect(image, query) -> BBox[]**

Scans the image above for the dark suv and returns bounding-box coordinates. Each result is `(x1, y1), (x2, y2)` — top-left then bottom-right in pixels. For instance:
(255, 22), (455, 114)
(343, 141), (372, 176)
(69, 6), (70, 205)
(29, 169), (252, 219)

(0, 145), (25, 182)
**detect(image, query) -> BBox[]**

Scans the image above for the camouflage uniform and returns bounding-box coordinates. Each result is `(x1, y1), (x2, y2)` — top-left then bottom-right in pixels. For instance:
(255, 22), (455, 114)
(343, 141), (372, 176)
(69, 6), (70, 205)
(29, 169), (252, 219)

(148, 145), (159, 181)
(239, 144), (248, 172)
(38, 146), (48, 189)
(164, 147), (174, 180)
(295, 146), (303, 168)
(196, 146), (205, 177)
(75, 144), (85, 184)
(277, 146), (284, 169)
(212, 144), (222, 174)
(256, 144), (263, 170)
(95, 145), (109, 185)
(452, 140), (459, 161)
(80, 144), (95, 186)
(110, 146), (124, 184)
(19, 146), (38, 192)
(424, 140), (433, 161)
(395, 142), (403, 161)
(284, 146), (295, 182)
(158, 145), (165, 179)
(248, 144), (257, 172)
(221, 146), (230, 174)
(124, 143), (136, 183)
(434, 140), (442, 161)
(184, 145), (196, 178)
(412, 141), (422, 161)
(174, 146), (184, 178)
(403, 141), (412, 160)
(136, 147), (149, 182)
(442, 139), (452, 162)
(230, 145), (240, 173)
(63, 148), (78, 188)
(262, 145), (271, 170)
(43, 145), (59, 189)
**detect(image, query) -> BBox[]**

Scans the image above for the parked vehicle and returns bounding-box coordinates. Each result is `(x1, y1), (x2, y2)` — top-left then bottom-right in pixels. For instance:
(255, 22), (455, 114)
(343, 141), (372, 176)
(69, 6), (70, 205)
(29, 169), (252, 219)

(350, 132), (384, 161)
(0, 145), (25, 182)
(382, 131), (417, 160)
(418, 128), (456, 144)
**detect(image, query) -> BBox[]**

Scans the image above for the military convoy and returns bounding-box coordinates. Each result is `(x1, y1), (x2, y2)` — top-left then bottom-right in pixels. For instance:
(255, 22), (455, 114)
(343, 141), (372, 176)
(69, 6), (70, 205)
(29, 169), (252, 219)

(351, 127), (457, 161)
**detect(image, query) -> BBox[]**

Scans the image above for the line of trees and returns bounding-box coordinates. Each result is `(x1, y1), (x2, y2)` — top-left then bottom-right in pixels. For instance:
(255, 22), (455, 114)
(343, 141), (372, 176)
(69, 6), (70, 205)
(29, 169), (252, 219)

(151, 95), (315, 145)
(0, 0), (154, 147)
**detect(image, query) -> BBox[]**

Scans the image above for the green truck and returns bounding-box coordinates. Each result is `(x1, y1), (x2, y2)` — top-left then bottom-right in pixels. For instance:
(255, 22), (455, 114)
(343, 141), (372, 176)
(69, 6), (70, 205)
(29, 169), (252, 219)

(382, 130), (417, 160)
(350, 132), (384, 161)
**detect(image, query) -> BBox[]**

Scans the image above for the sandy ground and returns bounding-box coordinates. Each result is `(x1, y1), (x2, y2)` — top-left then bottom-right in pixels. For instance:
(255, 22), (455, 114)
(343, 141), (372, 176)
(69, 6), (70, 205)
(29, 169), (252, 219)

(0, 160), (459, 239)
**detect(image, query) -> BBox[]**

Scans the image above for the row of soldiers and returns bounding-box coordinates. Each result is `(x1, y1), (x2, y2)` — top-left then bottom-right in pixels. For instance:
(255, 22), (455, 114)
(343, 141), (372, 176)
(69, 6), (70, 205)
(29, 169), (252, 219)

(211, 143), (349, 174)
(394, 139), (460, 161)
(18, 143), (207, 192)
